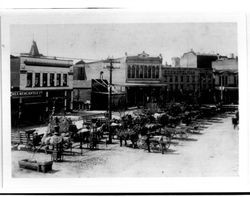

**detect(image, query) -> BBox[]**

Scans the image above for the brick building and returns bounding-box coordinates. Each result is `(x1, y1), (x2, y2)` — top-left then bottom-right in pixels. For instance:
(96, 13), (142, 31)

(161, 67), (214, 104)
(11, 41), (73, 126)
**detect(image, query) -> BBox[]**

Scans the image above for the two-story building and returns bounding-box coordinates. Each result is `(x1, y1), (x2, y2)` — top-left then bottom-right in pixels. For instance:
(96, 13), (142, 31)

(11, 41), (73, 126)
(75, 51), (166, 110)
(212, 56), (238, 104)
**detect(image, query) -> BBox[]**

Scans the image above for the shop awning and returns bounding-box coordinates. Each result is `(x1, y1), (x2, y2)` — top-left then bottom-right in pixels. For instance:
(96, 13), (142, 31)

(114, 83), (168, 87)
(24, 101), (48, 105)
(215, 87), (238, 90)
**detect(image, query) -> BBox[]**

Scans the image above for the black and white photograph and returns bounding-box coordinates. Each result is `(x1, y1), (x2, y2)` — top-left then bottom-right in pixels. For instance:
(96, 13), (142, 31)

(0, 7), (249, 193)
(9, 22), (239, 177)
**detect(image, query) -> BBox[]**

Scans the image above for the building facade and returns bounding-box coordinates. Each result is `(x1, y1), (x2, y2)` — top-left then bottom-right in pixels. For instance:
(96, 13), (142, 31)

(124, 51), (164, 108)
(180, 50), (218, 69)
(171, 57), (181, 67)
(77, 51), (165, 111)
(11, 41), (73, 126)
(161, 67), (214, 104)
(212, 57), (238, 104)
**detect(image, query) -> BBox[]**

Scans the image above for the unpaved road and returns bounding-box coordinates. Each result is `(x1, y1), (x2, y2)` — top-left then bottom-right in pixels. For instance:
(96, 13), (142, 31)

(12, 114), (238, 177)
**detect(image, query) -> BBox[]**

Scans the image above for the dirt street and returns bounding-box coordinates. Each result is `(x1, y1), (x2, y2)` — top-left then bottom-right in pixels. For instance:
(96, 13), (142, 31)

(12, 114), (238, 177)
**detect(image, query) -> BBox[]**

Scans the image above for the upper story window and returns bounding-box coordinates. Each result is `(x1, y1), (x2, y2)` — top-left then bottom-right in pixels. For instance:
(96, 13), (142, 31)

(139, 65), (143, 78)
(187, 76), (189, 83)
(56, 74), (61, 86)
(144, 65), (147, 78)
(234, 75), (238, 86)
(155, 66), (159, 78)
(152, 66), (156, 78)
(35, 73), (40, 87)
(148, 66), (152, 78)
(181, 76), (184, 82)
(136, 65), (139, 78)
(26, 73), (32, 87)
(43, 73), (48, 87)
(50, 73), (55, 87)
(63, 74), (68, 86)
(127, 65), (131, 78)
(169, 76), (172, 82)
(224, 75), (228, 86)
(132, 65), (135, 78)
(175, 76), (178, 82)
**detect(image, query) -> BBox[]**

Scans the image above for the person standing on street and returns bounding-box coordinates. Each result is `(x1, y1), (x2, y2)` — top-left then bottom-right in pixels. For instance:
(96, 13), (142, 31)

(145, 132), (151, 153)
(160, 135), (166, 154)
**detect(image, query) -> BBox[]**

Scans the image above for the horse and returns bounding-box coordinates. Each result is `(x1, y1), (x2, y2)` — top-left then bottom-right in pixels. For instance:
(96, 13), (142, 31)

(117, 129), (139, 148)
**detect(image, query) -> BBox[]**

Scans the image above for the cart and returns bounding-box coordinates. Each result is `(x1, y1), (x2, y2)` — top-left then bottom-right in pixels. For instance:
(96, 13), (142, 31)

(138, 135), (171, 153)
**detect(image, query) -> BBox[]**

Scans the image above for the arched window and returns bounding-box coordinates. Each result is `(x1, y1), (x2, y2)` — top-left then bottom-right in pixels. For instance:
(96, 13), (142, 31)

(139, 65), (143, 78)
(155, 66), (159, 78)
(136, 65), (139, 78)
(144, 65), (147, 78)
(148, 66), (152, 78)
(132, 65), (135, 78)
(127, 65), (131, 78)
(152, 66), (155, 78)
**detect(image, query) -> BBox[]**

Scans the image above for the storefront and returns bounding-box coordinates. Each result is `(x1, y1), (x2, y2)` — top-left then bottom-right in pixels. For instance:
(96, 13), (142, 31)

(11, 89), (72, 127)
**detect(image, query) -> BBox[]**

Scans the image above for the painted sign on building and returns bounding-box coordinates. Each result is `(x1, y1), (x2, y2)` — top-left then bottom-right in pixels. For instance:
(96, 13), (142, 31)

(11, 90), (43, 98)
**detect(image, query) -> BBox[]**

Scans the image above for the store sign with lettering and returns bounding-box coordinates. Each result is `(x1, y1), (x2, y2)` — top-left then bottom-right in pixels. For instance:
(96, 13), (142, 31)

(11, 91), (43, 98)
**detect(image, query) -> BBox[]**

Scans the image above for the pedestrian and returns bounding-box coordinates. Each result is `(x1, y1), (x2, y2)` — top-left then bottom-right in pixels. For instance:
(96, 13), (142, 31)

(160, 135), (166, 154)
(145, 132), (151, 153)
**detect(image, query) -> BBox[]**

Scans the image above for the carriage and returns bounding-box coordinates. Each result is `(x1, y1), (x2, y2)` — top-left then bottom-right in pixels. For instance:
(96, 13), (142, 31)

(137, 135), (171, 153)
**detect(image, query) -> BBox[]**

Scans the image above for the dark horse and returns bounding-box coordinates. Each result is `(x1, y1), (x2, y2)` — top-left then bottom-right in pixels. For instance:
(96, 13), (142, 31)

(118, 129), (139, 148)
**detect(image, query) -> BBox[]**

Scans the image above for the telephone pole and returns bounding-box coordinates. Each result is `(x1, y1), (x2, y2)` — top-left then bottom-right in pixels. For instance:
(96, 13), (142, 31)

(104, 57), (120, 143)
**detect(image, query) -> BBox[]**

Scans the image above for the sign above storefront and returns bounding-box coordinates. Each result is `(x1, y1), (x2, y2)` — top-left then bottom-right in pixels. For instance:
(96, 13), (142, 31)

(11, 90), (43, 98)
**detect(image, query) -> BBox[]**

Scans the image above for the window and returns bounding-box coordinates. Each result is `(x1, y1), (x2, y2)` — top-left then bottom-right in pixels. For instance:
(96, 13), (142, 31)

(132, 65), (135, 78)
(155, 66), (159, 78)
(63, 74), (67, 86)
(128, 65), (131, 78)
(35, 73), (40, 87)
(175, 76), (178, 82)
(50, 73), (55, 87)
(225, 76), (228, 86)
(144, 65), (147, 78)
(26, 73), (32, 87)
(187, 76), (189, 83)
(136, 65), (139, 78)
(192, 76), (195, 82)
(56, 74), (61, 86)
(43, 73), (48, 87)
(169, 76), (172, 82)
(148, 66), (152, 78)
(181, 76), (183, 82)
(152, 66), (155, 78)
(139, 65), (143, 78)
(234, 75), (238, 86)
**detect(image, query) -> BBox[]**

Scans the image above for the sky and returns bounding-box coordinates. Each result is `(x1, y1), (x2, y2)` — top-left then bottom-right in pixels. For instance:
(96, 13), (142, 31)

(10, 23), (237, 64)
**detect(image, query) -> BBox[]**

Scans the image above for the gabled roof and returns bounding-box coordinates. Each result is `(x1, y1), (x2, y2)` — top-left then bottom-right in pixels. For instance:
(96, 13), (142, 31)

(29, 40), (41, 57)
(75, 60), (86, 65)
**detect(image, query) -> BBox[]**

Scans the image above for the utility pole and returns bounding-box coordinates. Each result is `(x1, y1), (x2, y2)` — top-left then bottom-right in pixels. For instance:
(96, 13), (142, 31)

(104, 57), (120, 144)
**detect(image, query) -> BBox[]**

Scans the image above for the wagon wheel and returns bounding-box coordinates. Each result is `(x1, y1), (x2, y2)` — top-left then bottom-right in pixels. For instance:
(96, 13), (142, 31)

(137, 138), (145, 149)
(149, 142), (156, 151)
(165, 139), (171, 150)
